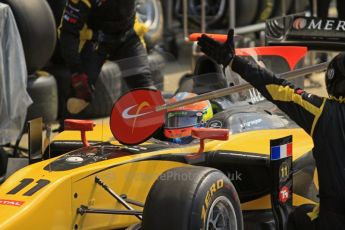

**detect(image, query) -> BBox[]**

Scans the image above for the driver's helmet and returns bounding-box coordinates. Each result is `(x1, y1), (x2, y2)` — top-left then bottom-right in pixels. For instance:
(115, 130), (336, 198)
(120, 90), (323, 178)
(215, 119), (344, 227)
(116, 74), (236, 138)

(164, 92), (213, 144)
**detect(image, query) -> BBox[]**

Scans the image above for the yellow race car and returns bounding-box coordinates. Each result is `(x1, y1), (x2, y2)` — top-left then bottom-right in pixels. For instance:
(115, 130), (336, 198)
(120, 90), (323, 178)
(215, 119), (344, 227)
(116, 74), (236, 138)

(0, 46), (319, 230)
(0, 104), (318, 230)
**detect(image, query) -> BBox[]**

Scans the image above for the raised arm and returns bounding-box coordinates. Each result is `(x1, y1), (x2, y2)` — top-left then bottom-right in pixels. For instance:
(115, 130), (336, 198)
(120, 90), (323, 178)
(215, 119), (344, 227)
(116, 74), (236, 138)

(197, 29), (326, 135)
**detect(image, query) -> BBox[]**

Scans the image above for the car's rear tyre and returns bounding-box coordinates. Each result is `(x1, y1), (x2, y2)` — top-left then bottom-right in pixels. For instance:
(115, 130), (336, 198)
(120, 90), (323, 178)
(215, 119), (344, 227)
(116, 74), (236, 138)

(142, 166), (243, 230)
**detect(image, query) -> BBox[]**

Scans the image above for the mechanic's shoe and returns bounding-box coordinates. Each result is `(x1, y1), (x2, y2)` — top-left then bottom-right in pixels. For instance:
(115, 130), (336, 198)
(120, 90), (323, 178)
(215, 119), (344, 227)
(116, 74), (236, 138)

(67, 98), (90, 114)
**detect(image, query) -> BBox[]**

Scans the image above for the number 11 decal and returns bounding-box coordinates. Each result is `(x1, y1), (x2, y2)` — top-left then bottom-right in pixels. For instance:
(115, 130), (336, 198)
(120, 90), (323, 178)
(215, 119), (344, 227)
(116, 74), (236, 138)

(7, 179), (50, 196)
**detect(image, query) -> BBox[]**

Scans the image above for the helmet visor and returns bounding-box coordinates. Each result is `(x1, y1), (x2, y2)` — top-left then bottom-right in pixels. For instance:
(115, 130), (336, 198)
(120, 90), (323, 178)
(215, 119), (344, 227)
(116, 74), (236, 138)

(165, 111), (203, 128)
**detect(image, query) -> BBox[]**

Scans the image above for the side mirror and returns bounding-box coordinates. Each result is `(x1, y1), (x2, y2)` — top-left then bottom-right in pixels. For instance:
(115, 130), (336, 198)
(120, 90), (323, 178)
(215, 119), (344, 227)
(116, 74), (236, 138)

(191, 127), (229, 154)
(64, 119), (95, 147)
(28, 117), (43, 164)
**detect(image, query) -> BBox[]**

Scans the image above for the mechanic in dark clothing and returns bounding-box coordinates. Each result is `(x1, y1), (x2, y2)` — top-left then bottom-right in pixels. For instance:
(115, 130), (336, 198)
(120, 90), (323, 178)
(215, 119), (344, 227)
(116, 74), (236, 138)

(59, 0), (154, 114)
(197, 29), (345, 230)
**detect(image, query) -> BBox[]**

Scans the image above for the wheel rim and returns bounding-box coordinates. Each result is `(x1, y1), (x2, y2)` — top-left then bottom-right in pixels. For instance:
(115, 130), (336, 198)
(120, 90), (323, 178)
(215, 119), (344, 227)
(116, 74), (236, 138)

(136, 0), (160, 30)
(206, 196), (237, 230)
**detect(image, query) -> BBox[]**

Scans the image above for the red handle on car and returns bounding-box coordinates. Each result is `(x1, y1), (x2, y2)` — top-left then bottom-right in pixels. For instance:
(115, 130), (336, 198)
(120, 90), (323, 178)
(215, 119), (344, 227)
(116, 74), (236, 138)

(189, 33), (228, 43)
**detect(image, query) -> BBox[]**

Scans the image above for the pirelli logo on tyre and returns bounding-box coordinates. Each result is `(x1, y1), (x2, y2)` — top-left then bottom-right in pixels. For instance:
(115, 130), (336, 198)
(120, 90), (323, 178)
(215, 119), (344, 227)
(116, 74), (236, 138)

(293, 18), (307, 30)
(201, 179), (224, 222)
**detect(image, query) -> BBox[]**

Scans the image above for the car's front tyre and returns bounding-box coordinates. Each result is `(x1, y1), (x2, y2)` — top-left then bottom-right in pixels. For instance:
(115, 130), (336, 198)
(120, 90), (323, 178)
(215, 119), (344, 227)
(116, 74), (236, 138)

(142, 166), (243, 230)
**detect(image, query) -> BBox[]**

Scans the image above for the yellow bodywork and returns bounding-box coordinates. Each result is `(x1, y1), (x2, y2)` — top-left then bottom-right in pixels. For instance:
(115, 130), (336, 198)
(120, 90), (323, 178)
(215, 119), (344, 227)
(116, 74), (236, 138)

(0, 157), (186, 229)
(0, 124), (316, 229)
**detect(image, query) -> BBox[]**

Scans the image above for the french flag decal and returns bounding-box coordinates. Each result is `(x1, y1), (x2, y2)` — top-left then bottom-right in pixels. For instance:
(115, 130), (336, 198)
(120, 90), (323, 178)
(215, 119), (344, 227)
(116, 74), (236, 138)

(270, 136), (293, 161)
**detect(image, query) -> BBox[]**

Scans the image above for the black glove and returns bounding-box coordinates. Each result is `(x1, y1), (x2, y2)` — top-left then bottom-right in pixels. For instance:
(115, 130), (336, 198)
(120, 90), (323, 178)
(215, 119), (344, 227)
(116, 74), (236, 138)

(197, 29), (235, 68)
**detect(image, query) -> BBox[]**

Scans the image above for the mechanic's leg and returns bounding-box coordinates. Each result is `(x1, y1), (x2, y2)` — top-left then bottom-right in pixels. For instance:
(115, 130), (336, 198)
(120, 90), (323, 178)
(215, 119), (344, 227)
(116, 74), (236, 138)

(317, 0), (331, 18)
(309, 0), (331, 17)
(110, 33), (155, 93)
(336, 0), (345, 20)
(67, 41), (107, 114)
(288, 204), (317, 230)
(80, 42), (107, 87)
